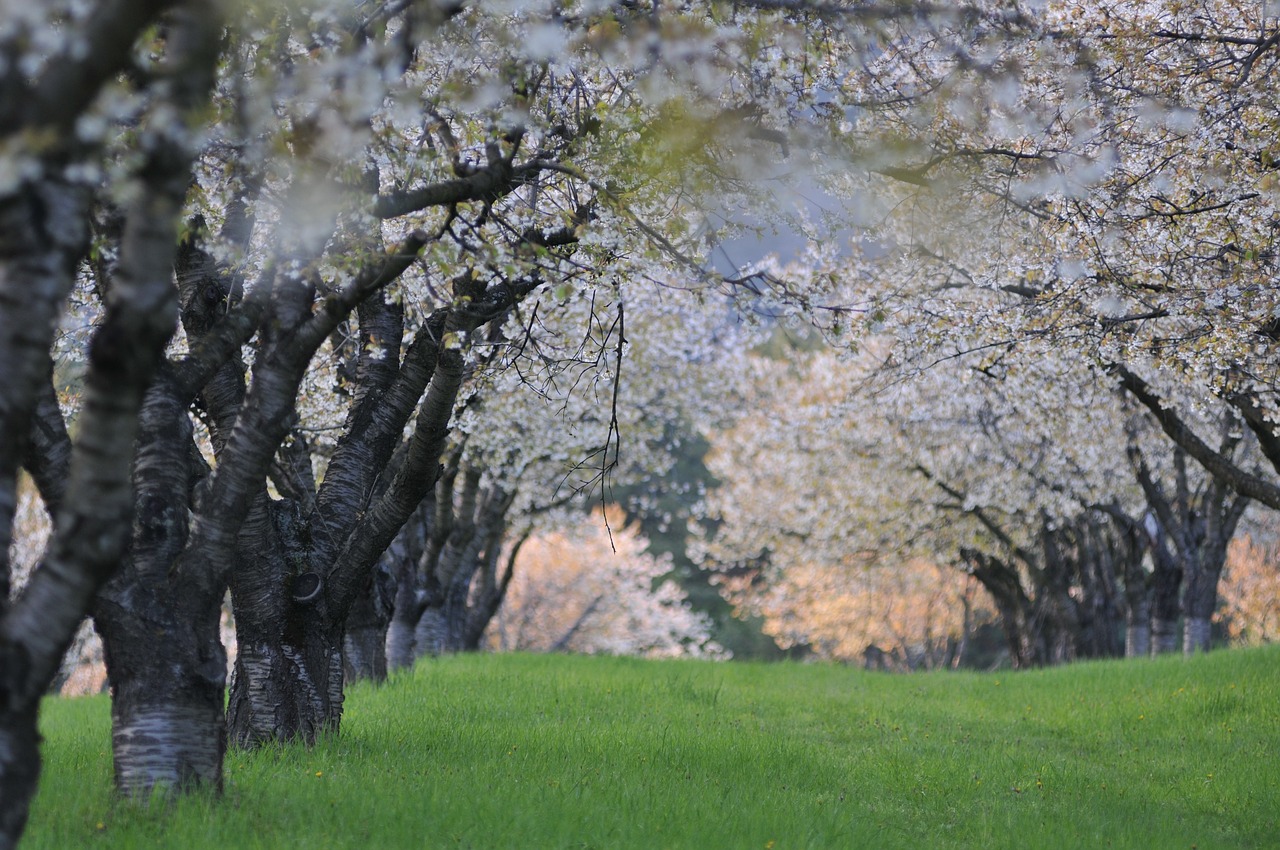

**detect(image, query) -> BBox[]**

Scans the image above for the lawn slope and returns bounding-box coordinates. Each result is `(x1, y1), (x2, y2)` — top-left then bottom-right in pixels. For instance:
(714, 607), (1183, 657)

(25, 646), (1280, 849)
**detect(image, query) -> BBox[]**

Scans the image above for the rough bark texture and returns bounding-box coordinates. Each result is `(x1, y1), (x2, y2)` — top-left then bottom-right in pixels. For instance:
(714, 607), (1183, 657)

(227, 634), (345, 746)
(227, 500), (346, 746)
(94, 373), (229, 795)
(343, 565), (394, 682)
(110, 703), (225, 794)
(225, 306), (456, 743)
(0, 178), (92, 848)
(68, 1), (225, 801)
(0, 0), (211, 823)
(98, 585), (227, 794)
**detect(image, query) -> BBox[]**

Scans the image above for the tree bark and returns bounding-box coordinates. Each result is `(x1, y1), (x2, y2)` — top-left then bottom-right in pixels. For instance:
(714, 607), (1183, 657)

(1125, 600), (1152, 658)
(1182, 616), (1213, 655)
(97, 584), (227, 794)
(1146, 529), (1183, 656)
(226, 500), (345, 746)
(227, 632), (345, 747)
(0, 707), (39, 850)
(343, 565), (393, 683)
(1, 0), (217, 829)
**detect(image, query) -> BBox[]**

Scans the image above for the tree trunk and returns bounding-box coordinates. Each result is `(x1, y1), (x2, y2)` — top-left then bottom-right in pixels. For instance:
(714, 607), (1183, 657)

(92, 368), (233, 796)
(1125, 606), (1152, 659)
(1182, 616), (1213, 655)
(1181, 554), (1217, 655)
(384, 502), (431, 672)
(2, 1), (219, 822)
(0, 180), (84, 849)
(1075, 517), (1127, 659)
(386, 593), (424, 671)
(1121, 547), (1152, 658)
(96, 586), (228, 795)
(1149, 549), (1182, 655)
(414, 604), (448, 658)
(0, 707), (40, 850)
(964, 550), (1039, 668)
(1152, 617), (1181, 655)
(1179, 491), (1245, 655)
(108, 681), (225, 795)
(226, 500), (344, 746)
(344, 627), (388, 683)
(227, 631), (344, 747)
(343, 564), (393, 682)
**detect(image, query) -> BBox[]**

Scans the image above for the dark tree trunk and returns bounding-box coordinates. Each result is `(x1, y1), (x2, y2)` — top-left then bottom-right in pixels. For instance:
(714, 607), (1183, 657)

(1112, 514), (1152, 658)
(226, 499), (345, 746)
(0, 707), (39, 850)
(96, 587), (227, 793)
(964, 549), (1040, 669)
(1129, 434), (1251, 657)
(1180, 482), (1247, 655)
(383, 500), (432, 672)
(1039, 524), (1083, 664)
(227, 624), (345, 747)
(343, 564), (394, 683)
(226, 310), (466, 743)
(1149, 544), (1182, 655)
(1070, 515), (1129, 659)
(387, 585), (427, 671)
(403, 455), (519, 658)
(0, 179), (88, 849)
(94, 372), (230, 795)
(94, 145), (268, 794)
(1, 2), (218, 834)
(1126, 596), (1157, 655)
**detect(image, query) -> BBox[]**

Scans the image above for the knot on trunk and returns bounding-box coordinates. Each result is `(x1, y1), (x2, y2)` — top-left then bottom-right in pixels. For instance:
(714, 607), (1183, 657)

(291, 572), (322, 603)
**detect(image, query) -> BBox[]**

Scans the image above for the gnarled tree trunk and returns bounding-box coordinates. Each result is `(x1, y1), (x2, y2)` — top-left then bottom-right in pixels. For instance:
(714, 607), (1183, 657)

(97, 594), (227, 793)
(94, 372), (230, 796)
(1, 2), (218, 835)
(226, 499), (345, 745)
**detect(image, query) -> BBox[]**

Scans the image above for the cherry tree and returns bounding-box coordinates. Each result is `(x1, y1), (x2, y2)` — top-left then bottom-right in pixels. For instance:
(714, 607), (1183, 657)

(486, 505), (720, 658)
(829, 0), (1279, 491)
(369, 271), (749, 668)
(16, 1), (1262, 844)
(0, 0), (220, 842)
(755, 0), (1280, 659)
(696, 309), (1258, 668)
(6, 0), (964, 829)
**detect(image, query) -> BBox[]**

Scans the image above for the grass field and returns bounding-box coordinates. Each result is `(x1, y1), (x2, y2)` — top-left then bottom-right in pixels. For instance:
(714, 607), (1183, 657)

(22, 646), (1280, 849)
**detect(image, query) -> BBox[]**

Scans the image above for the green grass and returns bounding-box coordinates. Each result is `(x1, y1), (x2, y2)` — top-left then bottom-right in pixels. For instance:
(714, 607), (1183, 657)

(23, 646), (1280, 849)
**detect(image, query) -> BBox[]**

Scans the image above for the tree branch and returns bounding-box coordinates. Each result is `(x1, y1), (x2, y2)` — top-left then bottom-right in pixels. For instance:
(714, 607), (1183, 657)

(1113, 364), (1280, 510)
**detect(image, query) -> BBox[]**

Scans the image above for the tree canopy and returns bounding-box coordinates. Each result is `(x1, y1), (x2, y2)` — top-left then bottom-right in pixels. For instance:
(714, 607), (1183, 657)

(2, 1), (1280, 848)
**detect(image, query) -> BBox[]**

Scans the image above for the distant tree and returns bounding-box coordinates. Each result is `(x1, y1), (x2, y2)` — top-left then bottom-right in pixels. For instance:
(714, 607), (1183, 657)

(1220, 527), (1280, 647)
(697, 332), (1256, 668)
(486, 506), (720, 658)
(715, 553), (983, 670)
